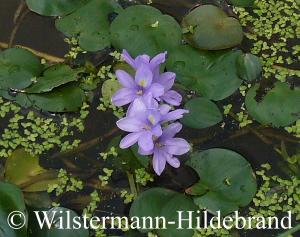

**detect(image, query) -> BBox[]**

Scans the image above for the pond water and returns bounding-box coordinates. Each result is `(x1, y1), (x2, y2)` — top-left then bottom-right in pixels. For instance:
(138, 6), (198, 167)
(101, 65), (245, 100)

(0, 0), (299, 237)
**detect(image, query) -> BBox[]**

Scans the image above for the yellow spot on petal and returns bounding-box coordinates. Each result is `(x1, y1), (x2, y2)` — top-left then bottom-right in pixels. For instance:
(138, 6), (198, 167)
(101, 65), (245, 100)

(139, 79), (147, 87)
(148, 115), (156, 125)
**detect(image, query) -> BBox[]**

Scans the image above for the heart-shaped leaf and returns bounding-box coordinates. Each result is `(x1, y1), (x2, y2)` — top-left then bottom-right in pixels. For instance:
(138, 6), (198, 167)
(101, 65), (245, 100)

(182, 5), (243, 50)
(25, 0), (91, 16)
(186, 148), (257, 216)
(129, 188), (198, 237)
(167, 45), (242, 101)
(237, 53), (262, 81)
(56, 0), (122, 52)
(26, 64), (82, 93)
(0, 48), (42, 90)
(110, 5), (182, 57)
(245, 82), (300, 127)
(181, 97), (223, 129)
(0, 182), (27, 237)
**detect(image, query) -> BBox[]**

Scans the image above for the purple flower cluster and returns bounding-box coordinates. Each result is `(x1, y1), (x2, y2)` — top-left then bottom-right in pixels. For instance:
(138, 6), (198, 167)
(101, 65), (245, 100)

(111, 50), (190, 175)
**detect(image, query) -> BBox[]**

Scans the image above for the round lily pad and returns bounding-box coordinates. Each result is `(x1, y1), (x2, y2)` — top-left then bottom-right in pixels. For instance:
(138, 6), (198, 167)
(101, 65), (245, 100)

(130, 188), (198, 237)
(26, 0), (91, 16)
(110, 5), (182, 57)
(237, 53), (262, 81)
(182, 5), (243, 50)
(0, 48), (43, 89)
(167, 45), (242, 101)
(181, 97), (223, 129)
(186, 148), (257, 216)
(56, 0), (123, 51)
(245, 82), (300, 127)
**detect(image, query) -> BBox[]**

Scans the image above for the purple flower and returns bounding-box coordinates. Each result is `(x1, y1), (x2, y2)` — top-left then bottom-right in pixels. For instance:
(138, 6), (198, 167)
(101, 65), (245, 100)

(139, 123), (190, 176)
(117, 96), (188, 152)
(111, 64), (164, 106)
(121, 50), (182, 106)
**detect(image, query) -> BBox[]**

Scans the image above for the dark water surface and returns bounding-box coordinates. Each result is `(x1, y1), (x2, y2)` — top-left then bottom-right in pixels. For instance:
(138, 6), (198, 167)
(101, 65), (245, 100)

(0, 0), (298, 237)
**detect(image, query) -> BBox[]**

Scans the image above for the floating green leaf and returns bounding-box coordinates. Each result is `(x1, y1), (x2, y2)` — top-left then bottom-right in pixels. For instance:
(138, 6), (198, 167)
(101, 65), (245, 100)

(5, 149), (58, 192)
(0, 182), (27, 237)
(186, 148), (257, 216)
(245, 82), (300, 127)
(130, 188), (198, 237)
(26, 64), (82, 93)
(167, 45), (242, 101)
(0, 48), (42, 89)
(110, 5), (182, 57)
(56, 0), (122, 51)
(181, 97), (222, 129)
(228, 0), (255, 7)
(17, 83), (85, 112)
(182, 5), (243, 50)
(25, 0), (91, 16)
(237, 53), (262, 81)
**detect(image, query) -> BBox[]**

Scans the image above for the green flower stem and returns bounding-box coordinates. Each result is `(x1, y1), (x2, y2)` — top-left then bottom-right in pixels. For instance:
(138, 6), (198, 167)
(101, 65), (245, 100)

(278, 224), (300, 237)
(127, 172), (138, 198)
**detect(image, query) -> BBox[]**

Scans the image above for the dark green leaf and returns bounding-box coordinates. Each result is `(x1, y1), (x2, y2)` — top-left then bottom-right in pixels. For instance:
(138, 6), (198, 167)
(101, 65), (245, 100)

(25, 0), (91, 16)
(0, 182), (27, 237)
(167, 45), (242, 101)
(182, 5), (243, 50)
(110, 5), (182, 57)
(56, 0), (122, 51)
(186, 148), (257, 216)
(245, 82), (300, 127)
(26, 64), (81, 93)
(129, 188), (198, 237)
(0, 48), (42, 90)
(228, 0), (255, 7)
(237, 53), (262, 81)
(181, 97), (222, 129)
(17, 83), (85, 112)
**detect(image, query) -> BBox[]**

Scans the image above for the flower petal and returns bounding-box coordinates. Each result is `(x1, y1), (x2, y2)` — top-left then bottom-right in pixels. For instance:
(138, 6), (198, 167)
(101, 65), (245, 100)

(126, 97), (147, 117)
(162, 109), (189, 123)
(152, 124), (163, 137)
(167, 156), (181, 168)
(147, 83), (164, 98)
(116, 70), (135, 88)
(111, 88), (137, 106)
(160, 122), (182, 140)
(138, 131), (154, 152)
(135, 55), (150, 68)
(158, 72), (175, 90)
(120, 132), (141, 149)
(164, 138), (190, 155)
(161, 90), (182, 106)
(159, 104), (171, 115)
(138, 147), (153, 156)
(150, 52), (167, 69)
(152, 148), (167, 176)
(121, 50), (136, 69)
(117, 117), (145, 132)
(135, 64), (153, 88)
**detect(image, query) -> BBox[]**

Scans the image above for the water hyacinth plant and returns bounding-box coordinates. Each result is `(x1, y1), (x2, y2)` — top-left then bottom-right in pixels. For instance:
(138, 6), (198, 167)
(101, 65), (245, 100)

(112, 50), (190, 175)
